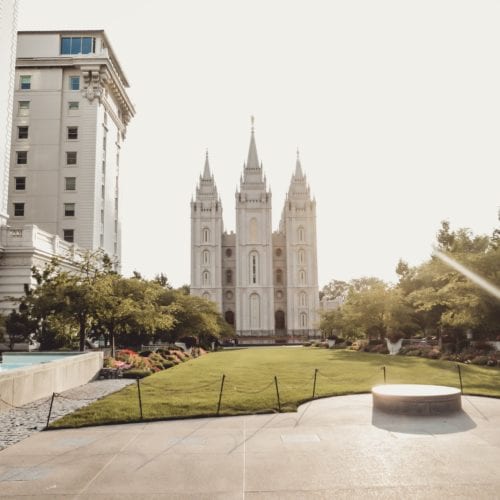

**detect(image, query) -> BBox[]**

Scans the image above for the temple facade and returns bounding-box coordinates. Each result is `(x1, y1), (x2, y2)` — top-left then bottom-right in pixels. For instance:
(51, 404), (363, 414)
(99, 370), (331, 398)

(191, 124), (320, 344)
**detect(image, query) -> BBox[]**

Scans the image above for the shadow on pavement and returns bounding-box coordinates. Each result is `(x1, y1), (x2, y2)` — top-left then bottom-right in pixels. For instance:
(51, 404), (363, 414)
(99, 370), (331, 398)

(371, 408), (476, 435)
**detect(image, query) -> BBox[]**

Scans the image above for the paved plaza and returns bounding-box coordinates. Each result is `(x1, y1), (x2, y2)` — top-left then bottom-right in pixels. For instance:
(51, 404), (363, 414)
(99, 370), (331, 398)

(1, 394), (500, 498)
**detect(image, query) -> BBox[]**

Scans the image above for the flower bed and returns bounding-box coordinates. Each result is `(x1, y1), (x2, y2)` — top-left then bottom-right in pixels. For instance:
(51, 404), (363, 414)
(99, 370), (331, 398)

(103, 347), (207, 377)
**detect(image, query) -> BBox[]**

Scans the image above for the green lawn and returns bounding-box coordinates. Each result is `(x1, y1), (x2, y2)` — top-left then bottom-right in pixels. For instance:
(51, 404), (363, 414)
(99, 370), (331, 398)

(51, 348), (500, 428)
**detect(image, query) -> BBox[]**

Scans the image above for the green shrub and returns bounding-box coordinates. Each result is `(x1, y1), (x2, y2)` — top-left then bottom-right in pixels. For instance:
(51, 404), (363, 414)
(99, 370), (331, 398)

(302, 342), (312, 347)
(406, 349), (421, 357)
(122, 369), (151, 379)
(471, 355), (489, 366)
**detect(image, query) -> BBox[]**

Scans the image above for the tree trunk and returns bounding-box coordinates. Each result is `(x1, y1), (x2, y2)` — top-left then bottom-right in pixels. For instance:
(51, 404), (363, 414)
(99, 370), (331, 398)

(111, 329), (115, 358)
(79, 318), (86, 352)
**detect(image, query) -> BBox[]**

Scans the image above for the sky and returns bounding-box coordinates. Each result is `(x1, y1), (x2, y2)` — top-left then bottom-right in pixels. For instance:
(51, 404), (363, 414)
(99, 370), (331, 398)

(17, 0), (500, 288)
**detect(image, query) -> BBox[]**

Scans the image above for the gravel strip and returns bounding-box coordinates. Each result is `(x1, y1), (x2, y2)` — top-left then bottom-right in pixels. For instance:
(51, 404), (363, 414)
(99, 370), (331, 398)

(0, 378), (134, 451)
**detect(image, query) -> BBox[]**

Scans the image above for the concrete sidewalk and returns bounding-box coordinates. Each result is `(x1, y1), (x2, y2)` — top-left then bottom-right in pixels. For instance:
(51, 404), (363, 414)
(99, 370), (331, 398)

(0, 394), (499, 498)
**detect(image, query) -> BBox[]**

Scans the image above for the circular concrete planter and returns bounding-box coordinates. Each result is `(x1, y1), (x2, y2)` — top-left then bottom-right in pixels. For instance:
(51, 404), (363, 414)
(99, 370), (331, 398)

(372, 384), (462, 416)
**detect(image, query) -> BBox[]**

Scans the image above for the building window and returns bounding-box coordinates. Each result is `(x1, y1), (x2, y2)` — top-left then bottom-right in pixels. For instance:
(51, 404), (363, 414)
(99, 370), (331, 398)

(225, 290), (233, 300)
(20, 75), (31, 90)
(276, 269), (283, 284)
(68, 101), (79, 110)
(64, 203), (75, 217)
(17, 126), (28, 139)
(69, 76), (80, 91)
(15, 177), (26, 190)
(225, 248), (232, 257)
(65, 177), (76, 190)
(63, 229), (74, 243)
(67, 127), (78, 139)
(61, 36), (95, 55)
(226, 269), (232, 285)
(16, 151), (27, 165)
(18, 101), (30, 115)
(202, 250), (210, 265)
(13, 202), (24, 216)
(298, 249), (305, 264)
(250, 293), (260, 329)
(300, 312), (308, 328)
(202, 292), (210, 300)
(202, 227), (210, 243)
(299, 292), (307, 307)
(250, 252), (259, 284)
(299, 270), (306, 285)
(101, 184), (105, 199)
(66, 152), (77, 165)
(202, 271), (210, 286)
(275, 248), (282, 257)
(298, 226), (305, 242)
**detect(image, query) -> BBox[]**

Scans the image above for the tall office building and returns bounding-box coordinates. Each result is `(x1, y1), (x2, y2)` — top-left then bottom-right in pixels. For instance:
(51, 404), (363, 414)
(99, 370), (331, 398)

(0, 0), (18, 229)
(191, 123), (320, 344)
(8, 30), (135, 264)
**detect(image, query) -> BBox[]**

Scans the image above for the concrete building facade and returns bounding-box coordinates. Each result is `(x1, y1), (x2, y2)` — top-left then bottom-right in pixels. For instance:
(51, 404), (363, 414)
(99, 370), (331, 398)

(191, 124), (320, 343)
(8, 30), (135, 264)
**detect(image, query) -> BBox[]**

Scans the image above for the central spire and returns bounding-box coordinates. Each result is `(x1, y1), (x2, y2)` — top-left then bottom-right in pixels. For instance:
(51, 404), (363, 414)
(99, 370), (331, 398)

(202, 149), (211, 180)
(295, 148), (304, 178)
(246, 116), (260, 169)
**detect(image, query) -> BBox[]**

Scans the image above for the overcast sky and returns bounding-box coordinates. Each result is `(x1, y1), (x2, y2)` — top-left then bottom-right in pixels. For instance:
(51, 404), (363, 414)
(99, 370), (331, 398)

(17, 0), (500, 287)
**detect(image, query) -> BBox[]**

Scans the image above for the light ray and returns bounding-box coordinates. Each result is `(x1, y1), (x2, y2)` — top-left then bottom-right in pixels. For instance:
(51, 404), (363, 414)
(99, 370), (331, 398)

(432, 248), (500, 300)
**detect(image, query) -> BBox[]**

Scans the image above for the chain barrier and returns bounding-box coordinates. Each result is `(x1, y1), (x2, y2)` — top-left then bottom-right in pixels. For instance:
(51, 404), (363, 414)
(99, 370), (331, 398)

(0, 396), (51, 410)
(231, 380), (275, 395)
(162, 378), (222, 394)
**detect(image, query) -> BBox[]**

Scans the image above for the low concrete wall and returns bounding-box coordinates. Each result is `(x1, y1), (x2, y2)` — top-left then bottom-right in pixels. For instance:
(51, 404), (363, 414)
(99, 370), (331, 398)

(0, 351), (103, 411)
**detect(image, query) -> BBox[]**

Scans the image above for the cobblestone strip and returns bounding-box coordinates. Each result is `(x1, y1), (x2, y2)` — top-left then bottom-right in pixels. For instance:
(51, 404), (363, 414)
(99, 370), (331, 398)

(0, 379), (134, 451)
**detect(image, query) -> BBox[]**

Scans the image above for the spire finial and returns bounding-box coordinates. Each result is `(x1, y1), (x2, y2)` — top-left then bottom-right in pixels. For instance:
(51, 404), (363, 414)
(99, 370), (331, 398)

(202, 149), (211, 179)
(295, 148), (304, 178)
(251, 115), (255, 133)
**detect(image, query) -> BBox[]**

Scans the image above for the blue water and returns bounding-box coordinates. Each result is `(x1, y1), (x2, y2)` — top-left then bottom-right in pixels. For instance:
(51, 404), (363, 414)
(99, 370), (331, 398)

(0, 353), (79, 371)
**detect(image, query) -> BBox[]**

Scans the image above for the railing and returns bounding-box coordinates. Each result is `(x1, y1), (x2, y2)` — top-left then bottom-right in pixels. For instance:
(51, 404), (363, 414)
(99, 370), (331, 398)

(0, 224), (80, 259)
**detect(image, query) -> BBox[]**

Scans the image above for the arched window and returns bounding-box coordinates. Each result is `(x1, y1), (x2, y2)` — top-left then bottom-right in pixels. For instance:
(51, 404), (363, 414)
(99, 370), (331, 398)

(298, 249), (305, 265)
(300, 312), (308, 328)
(202, 270), (210, 286)
(225, 310), (235, 326)
(202, 227), (210, 243)
(299, 270), (306, 285)
(276, 268), (283, 284)
(299, 292), (307, 307)
(202, 292), (210, 300)
(249, 252), (259, 284)
(202, 250), (210, 265)
(250, 293), (260, 329)
(298, 226), (305, 242)
(226, 269), (233, 285)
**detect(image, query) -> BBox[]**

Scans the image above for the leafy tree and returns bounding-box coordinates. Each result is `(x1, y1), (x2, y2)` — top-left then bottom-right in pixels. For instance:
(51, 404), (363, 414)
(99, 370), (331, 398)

(320, 279), (349, 300)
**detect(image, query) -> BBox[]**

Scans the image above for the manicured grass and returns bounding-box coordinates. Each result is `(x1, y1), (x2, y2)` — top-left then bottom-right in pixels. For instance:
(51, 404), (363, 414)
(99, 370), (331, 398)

(51, 348), (500, 428)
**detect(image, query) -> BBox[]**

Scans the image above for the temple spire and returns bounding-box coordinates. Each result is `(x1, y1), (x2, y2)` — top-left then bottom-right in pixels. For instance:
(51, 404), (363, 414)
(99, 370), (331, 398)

(246, 116), (260, 169)
(295, 148), (304, 178)
(202, 149), (211, 179)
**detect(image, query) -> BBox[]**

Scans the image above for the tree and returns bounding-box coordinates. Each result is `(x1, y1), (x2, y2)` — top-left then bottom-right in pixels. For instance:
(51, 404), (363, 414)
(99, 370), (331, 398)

(320, 279), (349, 301)
(4, 309), (36, 350)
